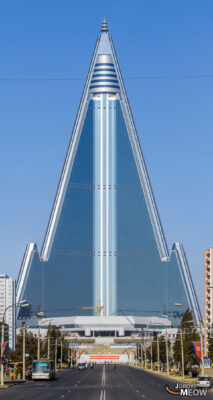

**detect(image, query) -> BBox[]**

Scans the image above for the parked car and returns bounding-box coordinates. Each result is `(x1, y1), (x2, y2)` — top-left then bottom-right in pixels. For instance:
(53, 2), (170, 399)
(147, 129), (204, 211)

(196, 377), (213, 388)
(78, 363), (86, 371)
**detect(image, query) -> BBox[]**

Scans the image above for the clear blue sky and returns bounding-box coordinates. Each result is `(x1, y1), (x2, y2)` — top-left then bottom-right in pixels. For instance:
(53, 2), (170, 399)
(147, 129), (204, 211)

(1, 0), (213, 312)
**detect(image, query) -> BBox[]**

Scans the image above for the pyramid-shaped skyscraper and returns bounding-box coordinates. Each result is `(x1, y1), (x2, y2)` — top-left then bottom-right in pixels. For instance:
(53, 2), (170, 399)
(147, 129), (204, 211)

(17, 21), (201, 325)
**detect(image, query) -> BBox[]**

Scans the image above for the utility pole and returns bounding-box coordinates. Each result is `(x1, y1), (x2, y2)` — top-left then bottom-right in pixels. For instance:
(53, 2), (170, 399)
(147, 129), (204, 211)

(151, 339), (153, 371)
(165, 331), (169, 375)
(1, 317), (4, 386)
(200, 319), (204, 377)
(22, 321), (26, 380)
(47, 331), (50, 360)
(157, 335), (160, 373)
(55, 338), (57, 371)
(141, 344), (143, 367)
(60, 339), (63, 369)
(37, 325), (40, 360)
(144, 346), (147, 369)
(180, 329), (184, 378)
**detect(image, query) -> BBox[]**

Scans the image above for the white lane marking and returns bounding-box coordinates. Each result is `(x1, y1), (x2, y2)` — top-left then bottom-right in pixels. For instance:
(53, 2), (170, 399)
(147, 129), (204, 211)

(100, 389), (106, 400)
(102, 365), (106, 387)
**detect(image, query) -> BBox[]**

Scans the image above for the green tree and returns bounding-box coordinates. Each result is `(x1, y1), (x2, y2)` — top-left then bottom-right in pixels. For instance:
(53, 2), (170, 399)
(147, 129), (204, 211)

(207, 337), (213, 362)
(9, 327), (37, 366)
(173, 309), (199, 366)
(9, 324), (70, 366)
(42, 325), (69, 364)
(151, 333), (171, 365)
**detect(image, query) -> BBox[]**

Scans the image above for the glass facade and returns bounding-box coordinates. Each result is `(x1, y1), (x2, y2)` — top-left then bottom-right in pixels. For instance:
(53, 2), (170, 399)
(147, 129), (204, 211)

(115, 102), (189, 318)
(19, 101), (94, 317)
(17, 26), (201, 326)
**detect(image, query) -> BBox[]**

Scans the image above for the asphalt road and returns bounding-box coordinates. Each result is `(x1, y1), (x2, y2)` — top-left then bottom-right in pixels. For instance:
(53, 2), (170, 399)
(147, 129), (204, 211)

(0, 365), (213, 399)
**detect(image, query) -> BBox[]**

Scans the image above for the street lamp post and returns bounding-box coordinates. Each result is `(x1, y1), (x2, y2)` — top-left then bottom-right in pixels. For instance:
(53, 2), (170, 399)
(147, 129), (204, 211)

(55, 337), (58, 371)
(48, 330), (50, 360)
(157, 335), (160, 373)
(33, 317), (53, 360)
(141, 344), (143, 367)
(1, 317), (5, 386)
(144, 346), (147, 369)
(150, 339), (153, 371)
(165, 331), (169, 375)
(180, 329), (184, 378)
(22, 321), (26, 380)
(37, 324), (41, 361)
(60, 339), (63, 369)
(200, 319), (204, 377)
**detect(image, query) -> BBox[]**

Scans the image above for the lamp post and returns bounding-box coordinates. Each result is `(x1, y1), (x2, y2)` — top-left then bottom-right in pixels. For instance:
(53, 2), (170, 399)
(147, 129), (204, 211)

(150, 338), (153, 371)
(165, 331), (169, 375)
(141, 343), (143, 367)
(48, 330), (50, 360)
(60, 339), (63, 369)
(1, 300), (28, 386)
(37, 319), (53, 360)
(22, 321), (26, 380)
(157, 335), (160, 373)
(55, 337), (58, 371)
(200, 319), (204, 377)
(180, 328), (184, 378)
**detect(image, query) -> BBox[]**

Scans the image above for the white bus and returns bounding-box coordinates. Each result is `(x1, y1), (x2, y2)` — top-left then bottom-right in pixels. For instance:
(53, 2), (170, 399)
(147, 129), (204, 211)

(32, 360), (55, 380)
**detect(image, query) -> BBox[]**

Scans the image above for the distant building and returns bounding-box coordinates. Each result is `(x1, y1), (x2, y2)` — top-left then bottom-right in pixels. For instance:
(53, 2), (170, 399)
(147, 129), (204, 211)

(0, 275), (16, 350)
(204, 248), (213, 356)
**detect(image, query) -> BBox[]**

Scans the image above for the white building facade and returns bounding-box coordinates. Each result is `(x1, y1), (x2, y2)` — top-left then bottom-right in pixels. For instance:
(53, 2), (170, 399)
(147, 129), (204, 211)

(0, 274), (16, 350)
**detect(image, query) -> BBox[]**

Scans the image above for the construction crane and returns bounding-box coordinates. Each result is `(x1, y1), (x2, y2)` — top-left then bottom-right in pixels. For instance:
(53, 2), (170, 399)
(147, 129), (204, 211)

(82, 300), (104, 317)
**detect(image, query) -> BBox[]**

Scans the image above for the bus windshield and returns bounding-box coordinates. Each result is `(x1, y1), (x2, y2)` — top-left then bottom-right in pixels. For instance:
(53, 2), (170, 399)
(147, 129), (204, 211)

(33, 362), (49, 372)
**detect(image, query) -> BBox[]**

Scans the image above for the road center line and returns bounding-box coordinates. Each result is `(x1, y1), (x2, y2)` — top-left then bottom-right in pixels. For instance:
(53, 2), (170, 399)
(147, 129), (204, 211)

(99, 389), (106, 400)
(102, 365), (106, 387)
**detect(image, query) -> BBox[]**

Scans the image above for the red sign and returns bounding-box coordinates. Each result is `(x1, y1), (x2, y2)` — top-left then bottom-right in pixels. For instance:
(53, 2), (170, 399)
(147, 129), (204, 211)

(90, 356), (119, 359)
(0, 342), (8, 362)
(193, 342), (201, 361)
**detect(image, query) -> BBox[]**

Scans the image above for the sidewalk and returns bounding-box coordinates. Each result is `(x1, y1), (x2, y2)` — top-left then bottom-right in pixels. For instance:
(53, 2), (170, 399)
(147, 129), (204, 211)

(0, 378), (30, 388)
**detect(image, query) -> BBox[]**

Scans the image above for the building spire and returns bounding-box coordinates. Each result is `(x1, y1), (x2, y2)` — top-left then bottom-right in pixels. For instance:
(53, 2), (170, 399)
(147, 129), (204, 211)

(101, 18), (108, 32)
